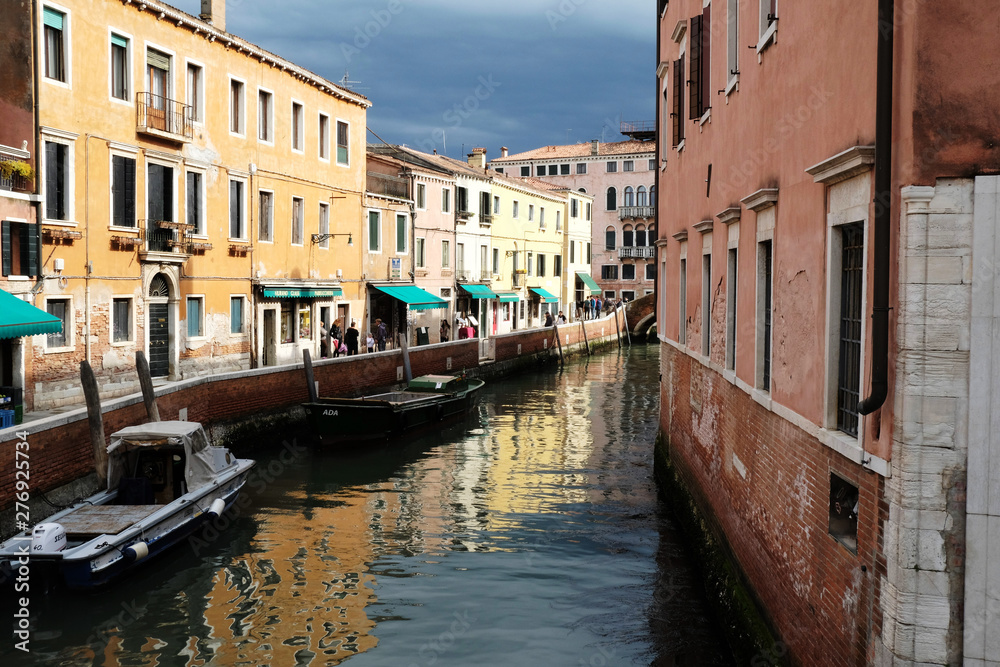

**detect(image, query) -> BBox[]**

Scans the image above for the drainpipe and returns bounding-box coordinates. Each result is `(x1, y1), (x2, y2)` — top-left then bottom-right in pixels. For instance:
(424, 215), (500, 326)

(858, 0), (893, 416)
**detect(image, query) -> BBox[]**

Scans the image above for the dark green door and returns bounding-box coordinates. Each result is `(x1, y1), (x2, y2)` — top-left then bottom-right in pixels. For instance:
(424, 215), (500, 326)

(149, 302), (169, 377)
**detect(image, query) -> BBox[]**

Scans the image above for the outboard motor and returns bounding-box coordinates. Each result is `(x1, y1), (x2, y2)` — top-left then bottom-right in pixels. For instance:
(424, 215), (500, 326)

(31, 523), (67, 554)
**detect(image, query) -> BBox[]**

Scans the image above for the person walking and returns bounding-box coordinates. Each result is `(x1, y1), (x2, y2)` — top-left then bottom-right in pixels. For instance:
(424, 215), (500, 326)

(345, 320), (360, 356)
(556, 311), (567, 325)
(440, 319), (451, 342)
(544, 311), (554, 327)
(595, 296), (603, 317)
(584, 298), (591, 321)
(365, 331), (375, 353)
(375, 318), (388, 351)
(319, 321), (329, 358)
(331, 319), (343, 358)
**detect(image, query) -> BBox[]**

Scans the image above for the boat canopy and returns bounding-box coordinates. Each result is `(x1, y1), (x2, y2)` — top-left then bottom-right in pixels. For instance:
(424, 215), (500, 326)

(107, 421), (229, 492)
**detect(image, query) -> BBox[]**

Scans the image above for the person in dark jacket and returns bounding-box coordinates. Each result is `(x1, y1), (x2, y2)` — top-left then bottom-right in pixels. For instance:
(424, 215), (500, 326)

(345, 320), (360, 356)
(331, 319), (343, 357)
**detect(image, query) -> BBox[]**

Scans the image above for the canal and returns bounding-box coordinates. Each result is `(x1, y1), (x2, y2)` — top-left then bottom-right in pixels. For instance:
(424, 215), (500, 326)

(4, 344), (734, 666)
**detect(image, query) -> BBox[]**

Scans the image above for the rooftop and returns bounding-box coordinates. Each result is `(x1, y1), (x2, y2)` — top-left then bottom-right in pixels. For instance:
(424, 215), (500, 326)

(492, 139), (656, 163)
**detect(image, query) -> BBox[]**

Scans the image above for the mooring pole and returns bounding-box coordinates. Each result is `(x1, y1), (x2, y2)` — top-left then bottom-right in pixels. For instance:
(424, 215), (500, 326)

(399, 334), (413, 383)
(581, 318), (591, 356)
(622, 304), (631, 346)
(135, 351), (160, 422)
(553, 323), (564, 365)
(303, 349), (318, 403)
(613, 304), (622, 349)
(81, 361), (108, 487)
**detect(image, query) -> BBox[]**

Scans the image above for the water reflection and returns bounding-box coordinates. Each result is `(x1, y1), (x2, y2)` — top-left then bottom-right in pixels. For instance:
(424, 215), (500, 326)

(3, 345), (732, 666)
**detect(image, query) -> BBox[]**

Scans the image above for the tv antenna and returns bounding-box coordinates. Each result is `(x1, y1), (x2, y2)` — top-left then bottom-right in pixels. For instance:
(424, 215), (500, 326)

(338, 70), (367, 93)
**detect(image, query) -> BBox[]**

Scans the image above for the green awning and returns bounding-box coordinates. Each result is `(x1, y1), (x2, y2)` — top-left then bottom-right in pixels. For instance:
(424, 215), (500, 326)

(576, 272), (602, 295)
(530, 288), (559, 303)
(374, 284), (447, 311)
(461, 284), (498, 299)
(0, 290), (62, 339)
(263, 287), (343, 298)
(496, 292), (519, 303)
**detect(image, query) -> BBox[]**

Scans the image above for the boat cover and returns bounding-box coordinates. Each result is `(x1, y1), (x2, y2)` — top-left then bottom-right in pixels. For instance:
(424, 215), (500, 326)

(107, 421), (227, 492)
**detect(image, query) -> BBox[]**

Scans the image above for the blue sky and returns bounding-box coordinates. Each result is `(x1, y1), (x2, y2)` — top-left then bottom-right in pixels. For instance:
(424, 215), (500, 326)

(170, 0), (655, 158)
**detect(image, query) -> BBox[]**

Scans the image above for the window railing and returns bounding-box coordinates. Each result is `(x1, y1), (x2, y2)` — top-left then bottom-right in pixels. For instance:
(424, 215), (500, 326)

(618, 206), (655, 220)
(141, 220), (174, 252)
(618, 246), (656, 259)
(0, 154), (32, 192)
(366, 171), (409, 199)
(136, 92), (193, 141)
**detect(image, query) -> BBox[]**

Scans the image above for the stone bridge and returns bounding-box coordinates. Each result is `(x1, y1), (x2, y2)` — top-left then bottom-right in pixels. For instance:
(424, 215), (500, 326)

(624, 293), (656, 340)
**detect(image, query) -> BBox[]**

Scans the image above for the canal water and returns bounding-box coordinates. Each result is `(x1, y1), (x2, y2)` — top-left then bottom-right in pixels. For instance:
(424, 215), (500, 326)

(3, 344), (734, 666)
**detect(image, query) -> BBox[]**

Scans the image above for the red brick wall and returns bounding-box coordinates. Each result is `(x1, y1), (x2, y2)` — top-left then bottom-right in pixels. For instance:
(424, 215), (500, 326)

(660, 344), (886, 667)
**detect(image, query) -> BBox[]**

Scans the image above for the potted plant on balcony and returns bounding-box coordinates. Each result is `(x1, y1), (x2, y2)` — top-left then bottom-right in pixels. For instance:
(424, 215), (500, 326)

(0, 160), (33, 190)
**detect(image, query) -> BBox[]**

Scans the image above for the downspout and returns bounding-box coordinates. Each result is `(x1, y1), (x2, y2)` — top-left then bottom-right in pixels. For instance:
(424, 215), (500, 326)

(31, 0), (43, 306)
(857, 0), (893, 416)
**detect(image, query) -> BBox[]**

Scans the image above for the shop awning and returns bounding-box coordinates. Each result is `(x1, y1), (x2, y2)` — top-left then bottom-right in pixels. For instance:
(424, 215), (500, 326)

(530, 288), (559, 303)
(0, 290), (62, 339)
(575, 272), (602, 295)
(263, 287), (343, 298)
(495, 292), (519, 303)
(460, 284), (498, 299)
(373, 284), (447, 311)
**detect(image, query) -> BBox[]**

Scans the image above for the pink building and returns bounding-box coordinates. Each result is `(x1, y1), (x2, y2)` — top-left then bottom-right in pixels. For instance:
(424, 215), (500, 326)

(656, 1), (1000, 665)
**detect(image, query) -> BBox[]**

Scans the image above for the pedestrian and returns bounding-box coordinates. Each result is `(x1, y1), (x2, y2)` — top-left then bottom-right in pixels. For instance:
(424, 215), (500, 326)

(375, 318), (388, 351)
(440, 318), (451, 342)
(575, 301), (583, 321)
(319, 321), (329, 358)
(596, 296), (603, 316)
(331, 319), (343, 358)
(365, 331), (375, 353)
(556, 311), (567, 325)
(345, 320), (360, 356)
(544, 311), (553, 327)
(584, 298), (591, 320)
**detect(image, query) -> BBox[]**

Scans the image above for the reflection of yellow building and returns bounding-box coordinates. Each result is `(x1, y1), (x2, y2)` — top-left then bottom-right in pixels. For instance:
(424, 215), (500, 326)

(6, 0), (369, 411)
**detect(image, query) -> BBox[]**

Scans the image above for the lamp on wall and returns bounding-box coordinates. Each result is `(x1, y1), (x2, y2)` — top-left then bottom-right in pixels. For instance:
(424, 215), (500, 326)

(311, 233), (353, 246)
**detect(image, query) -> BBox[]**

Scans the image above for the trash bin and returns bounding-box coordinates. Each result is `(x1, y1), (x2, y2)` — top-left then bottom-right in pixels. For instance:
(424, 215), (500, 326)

(0, 387), (23, 425)
(416, 327), (429, 346)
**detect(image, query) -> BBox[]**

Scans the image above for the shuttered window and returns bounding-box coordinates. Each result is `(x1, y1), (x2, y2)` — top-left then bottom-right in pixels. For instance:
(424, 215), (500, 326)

(229, 179), (244, 239)
(396, 214), (407, 253)
(43, 7), (66, 82)
(336, 121), (349, 165)
(688, 8), (711, 120)
(112, 155), (136, 227)
(45, 141), (69, 220)
(2, 221), (40, 277)
(671, 58), (684, 146)
(111, 34), (129, 100)
(231, 297), (244, 334)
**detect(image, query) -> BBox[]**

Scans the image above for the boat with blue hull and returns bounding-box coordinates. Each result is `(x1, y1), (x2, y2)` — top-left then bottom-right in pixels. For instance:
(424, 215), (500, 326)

(0, 421), (254, 590)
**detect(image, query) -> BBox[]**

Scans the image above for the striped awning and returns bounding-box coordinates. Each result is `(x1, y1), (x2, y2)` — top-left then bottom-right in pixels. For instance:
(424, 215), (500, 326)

(460, 284), (498, 299)
(575, 272), (602, 295)
(373, 284), (447, 311)
(530, 288), (559, 303)
(495, 292), (519, 303)
(0, 290), (62, 339)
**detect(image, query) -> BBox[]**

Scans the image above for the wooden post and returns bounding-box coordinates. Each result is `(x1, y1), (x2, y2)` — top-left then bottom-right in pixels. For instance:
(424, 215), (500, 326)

(303, 349), (318, 403)
(580, 319), (591, 356)
(553, 324), (564, 365)
(622, 304), (632, 346)
(135, 351), (160, 422)
(400, 334), (413, 383)
(613, 303), (622, 349)
(81, 361), (108, 488)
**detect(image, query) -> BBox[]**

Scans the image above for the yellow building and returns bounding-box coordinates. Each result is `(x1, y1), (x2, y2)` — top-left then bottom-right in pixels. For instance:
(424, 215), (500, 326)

(4, 0), (369, 410)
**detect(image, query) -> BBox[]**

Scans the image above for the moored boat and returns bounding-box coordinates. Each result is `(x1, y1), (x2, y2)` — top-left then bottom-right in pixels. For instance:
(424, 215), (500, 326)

(0, 421), (254, 590)
(302, 373), (485, 443)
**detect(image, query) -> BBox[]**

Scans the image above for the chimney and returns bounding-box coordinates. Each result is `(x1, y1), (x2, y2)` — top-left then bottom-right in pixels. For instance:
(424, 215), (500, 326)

(200, 0), (226, 32)
(467, 147), (487, 169)
(501, 146), (508, 158)
(590, 139), (599, 156)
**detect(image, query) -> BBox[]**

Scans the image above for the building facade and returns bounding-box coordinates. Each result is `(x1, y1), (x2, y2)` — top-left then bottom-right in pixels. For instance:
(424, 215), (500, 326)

(655, 1), (1000, 665)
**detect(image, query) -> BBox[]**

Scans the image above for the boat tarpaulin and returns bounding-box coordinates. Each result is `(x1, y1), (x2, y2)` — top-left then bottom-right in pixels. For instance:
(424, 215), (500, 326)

(107, 421), (231, 492)
(373, 284), (448, 311)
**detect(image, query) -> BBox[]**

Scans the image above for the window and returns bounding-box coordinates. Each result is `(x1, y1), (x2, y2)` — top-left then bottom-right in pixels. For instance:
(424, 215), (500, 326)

(606, 161), (618, 173)
(586, 242), (591, 263)
(757, 240), (773, 391)
(829, 474), (859, 552)
(44, 140), (71, 220)
(46, 298), (70, 348)
(417, 183), (426, 209)
(601, 265), (619, 280)
(441, 239), (450, 268)
(479, 191), (490, 218)
(185, 170), (203, 234)
(759, 0), (777, 43)
(623, 290), (636, 301)
(728, 0), (740, 88)
(492, 248), (500, 275)
(537, 165), (546, 177)
(527, 251), (533, 276)
(112, 298), (131, 343)
(636, 226), (647, 247)
(645, 263), (656, 280)
(457, 187), (469, 213)
(415, 237), (425, 267)
(521, 166), (530, 177)
(493, 195), (500, 214)
(624, 187), (635, 208)
(528, 205), (534, 222)
(571, 199), (579, 218)
(576, 163), (587, 174)
(396, 213), (407, 253)
(679, 258), (687, 344)
(457, 243), (465, 272)
(556, 210), (562, 231)
(570, 241), (575, 264)
(649, 159), (657, 171)
(298, 306), (312, 340)
(110, 34), (129, 101)
(623, 160), (634, 172)
(43, 7), (67, 82)
(606, 187), (617, 211)
(111, 155), (136, 227)
(586, 203), (592, 221)
(318, 203), (329, 249)
(368, 210), (381, 252)
(289, 195), (303, 245)
(689, 5), (712, 120)
(702, 254), (712, 357)
(537, 253), (546, 277)
(319, 113), (330, 159)
(548, 165), (558, 176)
(838, 223), (864, 437)
(186, 63), (203, 123)
(291, 101), (304, 152)
(336, 120), (349, 165)
(442, 188), (451, 213)
(147, 163), (174, 224)
(623, 264), (635, 280)
(280, 302), (294, 343)
(495, 167), (504, 174)
(229, 179), (245, 239)
(554, 254), (562, 277)
(605, 228), (616, 250)
(726, 248), (738, 370)
(1, 221), (40, 277)
(651, 186), (656, 206)
(637, 186), (648, 207)
(560, 164), (570, 175)
(480, 245), (488, 278)
(623, 226), (634, 247)
(512, 201), (519, 218)
(230, 78), (245, 134)
(259, 191), (274, 242)
(230, 297), (244, 334)
(539, 208), (546, 229)
(672, 57), (686, 146)
(186, 296), (203, 338)
(258, 89), (274, 142)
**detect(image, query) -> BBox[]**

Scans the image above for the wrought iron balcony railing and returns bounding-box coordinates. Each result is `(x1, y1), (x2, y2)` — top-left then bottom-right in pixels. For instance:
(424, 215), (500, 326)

(136, 92), (193, 142)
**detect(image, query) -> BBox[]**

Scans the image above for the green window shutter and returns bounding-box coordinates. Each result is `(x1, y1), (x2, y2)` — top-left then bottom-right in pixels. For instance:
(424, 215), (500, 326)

(368, 211), (379, 251)
(24, 223), (40, 277)
(231, 297), (242, 334)
(146, 49), (170, 71)
(111, 33), (128, 49)
(43, 7), (64, 29)
(1, 220), (11, 276)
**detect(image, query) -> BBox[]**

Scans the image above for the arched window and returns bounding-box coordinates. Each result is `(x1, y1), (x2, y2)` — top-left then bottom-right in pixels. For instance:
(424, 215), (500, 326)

(605, 226), (617, 250)
(636, 186), (647, 207)
(623, 224), (634, 247)
(650, 185), (656, 206)
(606, 187), (617, 211)
(624, 186), (635, 207)
(635, 225), (646, 248)
(578, 188), (587, 193)
(647, 225), (656, 245)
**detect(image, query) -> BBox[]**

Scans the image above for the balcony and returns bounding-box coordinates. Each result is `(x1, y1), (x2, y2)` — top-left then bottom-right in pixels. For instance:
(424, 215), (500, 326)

(136, 92), (193, 143)
(618, 246), (656, 259)
(367, 171), (409, 199)
(0, 153), (33, 193)
(619, 206), (655, 220)
(457, 209), (473, 221)
(479, 212), (492, 225)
